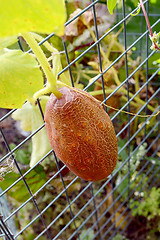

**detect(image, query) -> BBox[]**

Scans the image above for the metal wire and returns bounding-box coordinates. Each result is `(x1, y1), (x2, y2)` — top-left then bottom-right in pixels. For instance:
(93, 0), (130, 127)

(0, 1), (160, 239)
(68, 131), (160, 240)
(122, 0), (131, 213)
(0, 128), (52, 240)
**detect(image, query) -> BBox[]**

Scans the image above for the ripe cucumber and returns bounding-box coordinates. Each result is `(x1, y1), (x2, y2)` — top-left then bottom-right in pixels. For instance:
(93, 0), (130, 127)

(44, 87), (118, 181)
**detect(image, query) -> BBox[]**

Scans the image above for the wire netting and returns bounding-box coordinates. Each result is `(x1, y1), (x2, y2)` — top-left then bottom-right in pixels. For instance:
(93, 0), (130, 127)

(0, 0), (160, 239)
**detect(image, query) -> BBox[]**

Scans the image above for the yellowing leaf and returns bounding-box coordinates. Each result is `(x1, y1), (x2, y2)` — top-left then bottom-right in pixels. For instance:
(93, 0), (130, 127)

(107, 0), (117, 15)
(0, 36), (18, 50)
(12, 97), (52, 167)
(0, 0), (66, 37)
(31, 99), (52, 168)
(0, 49), (44, 109)
(12, 102), (32, 131)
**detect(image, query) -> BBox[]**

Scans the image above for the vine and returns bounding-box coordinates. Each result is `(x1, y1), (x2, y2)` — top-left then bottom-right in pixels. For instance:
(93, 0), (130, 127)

(131, 0), (160, 50)
(22, 32), (62, 101)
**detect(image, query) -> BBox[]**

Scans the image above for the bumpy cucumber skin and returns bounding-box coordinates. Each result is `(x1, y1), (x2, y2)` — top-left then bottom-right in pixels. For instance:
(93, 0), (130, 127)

(44, 87), (118, 181)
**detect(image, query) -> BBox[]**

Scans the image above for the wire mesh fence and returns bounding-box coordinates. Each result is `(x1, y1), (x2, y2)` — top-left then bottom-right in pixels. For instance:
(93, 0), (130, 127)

(0, 0), (160, 239)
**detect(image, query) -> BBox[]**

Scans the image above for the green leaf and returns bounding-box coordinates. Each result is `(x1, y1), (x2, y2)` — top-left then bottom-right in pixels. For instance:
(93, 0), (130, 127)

(116, 176), (128, 199)
(10, 143), (31, 165)
(130, 187), (160, 220)
(146, 157), (160, 165)
(79, 229), (95, 240)
(0, 36), (18, 49)
(125, 0), (139, 9)
(107, 0), (117, 14)
(150, 0), (157, 3)
(1, 168), (46, 202)
(0, 0), (66, 37)
(0, 49), (44, 109)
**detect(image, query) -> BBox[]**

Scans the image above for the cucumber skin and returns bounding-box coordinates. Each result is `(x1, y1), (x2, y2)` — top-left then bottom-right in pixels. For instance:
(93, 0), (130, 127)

(44, 87), (118, 181)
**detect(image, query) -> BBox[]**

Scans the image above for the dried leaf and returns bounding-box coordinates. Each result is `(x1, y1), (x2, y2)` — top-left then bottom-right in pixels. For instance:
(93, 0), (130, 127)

(64, 3), (115, 46)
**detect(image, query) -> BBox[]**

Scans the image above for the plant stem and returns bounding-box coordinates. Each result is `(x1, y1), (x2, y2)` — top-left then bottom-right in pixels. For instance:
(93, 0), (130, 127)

(88, 23), (156, 112)
(22, 32), (62, 100)
(134, 71), (140, 99)
(121, 88), (155, 112)
(140, 0), (153, 37)
(140, 0), (160, 50)
(89, 89), (117, 96)
(31, 32), (59, 53)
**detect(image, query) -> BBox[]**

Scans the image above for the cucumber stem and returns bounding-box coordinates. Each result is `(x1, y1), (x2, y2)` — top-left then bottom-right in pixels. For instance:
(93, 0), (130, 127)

(22, 32), (62, 100)
(31, 32), (59, 53)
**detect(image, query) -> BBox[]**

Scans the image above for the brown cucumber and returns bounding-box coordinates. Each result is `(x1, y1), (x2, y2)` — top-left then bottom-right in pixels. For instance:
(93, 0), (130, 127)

(44, 87), (118, 181)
